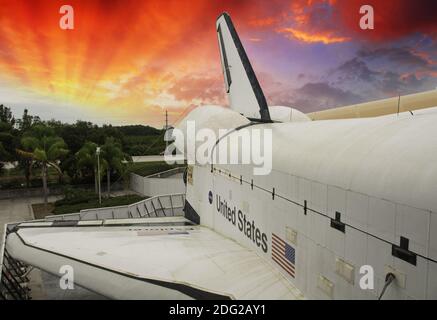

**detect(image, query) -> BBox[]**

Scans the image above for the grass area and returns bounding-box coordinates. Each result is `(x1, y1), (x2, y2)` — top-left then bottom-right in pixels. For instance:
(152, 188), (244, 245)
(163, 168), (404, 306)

(53, 194), (146, 215)
(127, 161), (185, 177)
(32, 194), (146, 217)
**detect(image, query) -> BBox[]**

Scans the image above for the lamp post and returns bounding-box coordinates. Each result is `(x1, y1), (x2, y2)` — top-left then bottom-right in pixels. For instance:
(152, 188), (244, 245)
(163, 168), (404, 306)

(96, 146), (102, 205)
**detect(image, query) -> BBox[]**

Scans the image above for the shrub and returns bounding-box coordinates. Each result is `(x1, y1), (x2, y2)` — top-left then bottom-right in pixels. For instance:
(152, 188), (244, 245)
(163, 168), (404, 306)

(53, 194), (146, 214)
(55, 186), (97, 206)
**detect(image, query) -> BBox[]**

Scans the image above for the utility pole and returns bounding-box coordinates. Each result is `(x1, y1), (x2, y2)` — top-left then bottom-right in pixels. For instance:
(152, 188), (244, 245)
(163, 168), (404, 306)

(397, 93), (401, 116)
(96, 146), (102, 205)
(166, 109), (168, 129)
(165, 110), (168, 149)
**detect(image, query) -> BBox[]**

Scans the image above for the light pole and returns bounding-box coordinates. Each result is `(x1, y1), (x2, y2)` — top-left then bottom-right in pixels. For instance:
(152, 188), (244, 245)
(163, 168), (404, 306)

(96, 146), (102, 205)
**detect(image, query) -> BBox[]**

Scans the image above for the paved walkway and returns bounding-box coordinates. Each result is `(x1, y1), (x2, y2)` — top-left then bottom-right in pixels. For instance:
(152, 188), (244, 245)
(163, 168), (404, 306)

(1, 195), (106, 300)
(0, 196), (60, 239)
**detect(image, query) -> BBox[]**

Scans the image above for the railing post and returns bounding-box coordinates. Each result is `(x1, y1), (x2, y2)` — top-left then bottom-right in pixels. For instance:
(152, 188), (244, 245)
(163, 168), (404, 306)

(157, 197), (166, 217)
(143, 202), (150, 217)
(150, 200), (158, 217)
(169, 195), (175, 216)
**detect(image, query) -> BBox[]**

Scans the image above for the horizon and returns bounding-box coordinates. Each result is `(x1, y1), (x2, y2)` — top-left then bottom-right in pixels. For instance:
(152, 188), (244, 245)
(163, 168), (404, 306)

(0, 105), (166, 130)
(0, 0), (436, 127)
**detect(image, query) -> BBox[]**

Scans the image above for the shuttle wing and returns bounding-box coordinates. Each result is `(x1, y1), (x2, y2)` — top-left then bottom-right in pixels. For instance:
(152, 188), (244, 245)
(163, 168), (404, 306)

(5, 216), (302, 300)
(216, 13), (271, 121)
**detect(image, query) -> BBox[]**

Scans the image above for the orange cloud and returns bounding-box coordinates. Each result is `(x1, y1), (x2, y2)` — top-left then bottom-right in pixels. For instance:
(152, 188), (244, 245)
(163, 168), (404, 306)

(249, 17), (277, 27)
(0, 0), (435, 126)
(272, 0), (351, 44)
(277, 27), (349, 44)
(0, 0), (285, 125)
(0, 0), (237, 125)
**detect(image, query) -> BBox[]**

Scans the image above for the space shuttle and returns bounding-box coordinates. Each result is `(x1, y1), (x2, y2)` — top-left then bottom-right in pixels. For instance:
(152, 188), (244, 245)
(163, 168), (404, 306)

(3, 13), (437, 300)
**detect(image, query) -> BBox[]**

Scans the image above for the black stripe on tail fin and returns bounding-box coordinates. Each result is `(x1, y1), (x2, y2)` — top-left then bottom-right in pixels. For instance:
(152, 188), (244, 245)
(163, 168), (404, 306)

(216, 12), (271, 122)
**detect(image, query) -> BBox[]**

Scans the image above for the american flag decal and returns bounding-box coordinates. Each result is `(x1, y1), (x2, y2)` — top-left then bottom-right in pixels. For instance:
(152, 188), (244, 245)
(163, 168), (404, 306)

(272, 233), (295, 278)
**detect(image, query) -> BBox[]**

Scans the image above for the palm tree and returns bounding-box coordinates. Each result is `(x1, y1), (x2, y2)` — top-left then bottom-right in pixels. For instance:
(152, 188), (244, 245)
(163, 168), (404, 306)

(0, 142), (7, 160)
(75, 141), (107, 194)
(15, 109), (40, 187)
(16, 156), (34, 187)
(101, 137), (131, 196)
(17, 125), (69, 207)
(0, 142), (8, 173)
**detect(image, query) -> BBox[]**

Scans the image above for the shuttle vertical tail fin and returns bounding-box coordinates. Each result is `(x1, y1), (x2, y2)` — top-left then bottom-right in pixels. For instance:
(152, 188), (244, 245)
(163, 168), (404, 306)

(216, 13), (271, 122)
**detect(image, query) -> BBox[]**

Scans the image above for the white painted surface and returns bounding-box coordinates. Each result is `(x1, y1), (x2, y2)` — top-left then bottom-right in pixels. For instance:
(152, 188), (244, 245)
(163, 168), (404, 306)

(268, 106), (310, 122)
(174, 104), (437, 299)
(7, 222), (303, 300)
(130, 171), (185, 197)
(216, 14), (264, 119)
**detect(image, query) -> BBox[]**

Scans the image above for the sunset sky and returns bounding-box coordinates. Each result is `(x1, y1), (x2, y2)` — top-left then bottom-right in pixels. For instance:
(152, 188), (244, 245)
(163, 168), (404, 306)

(0, 0), (436, 127)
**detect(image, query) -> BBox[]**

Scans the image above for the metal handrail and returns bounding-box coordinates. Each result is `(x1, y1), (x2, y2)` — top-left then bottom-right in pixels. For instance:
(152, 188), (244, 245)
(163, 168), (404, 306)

(45, 193), (186, 221)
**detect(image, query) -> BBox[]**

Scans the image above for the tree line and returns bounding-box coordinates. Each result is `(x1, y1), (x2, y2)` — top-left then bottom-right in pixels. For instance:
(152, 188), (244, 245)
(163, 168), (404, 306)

(0, 104), (166, 206)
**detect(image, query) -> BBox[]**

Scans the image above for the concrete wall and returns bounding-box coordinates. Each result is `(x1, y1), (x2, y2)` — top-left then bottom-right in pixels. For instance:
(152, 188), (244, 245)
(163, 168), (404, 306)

(130, 173), (145, 195)
(130, 168), (185, 197)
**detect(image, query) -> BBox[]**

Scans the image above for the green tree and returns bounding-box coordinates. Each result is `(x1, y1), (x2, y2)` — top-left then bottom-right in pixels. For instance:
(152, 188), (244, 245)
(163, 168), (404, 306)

(0, 122), (14, 162)
(16, 109), (41, 186)
(0, 105), (17, 164)
(0, 104), (15, 126)
(101, 137), (132, 196)
(76, 141), (107, 194)
(16, 109), (40, 132)
(17, 125), (69, 206)
(0, 142), (7, 173)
